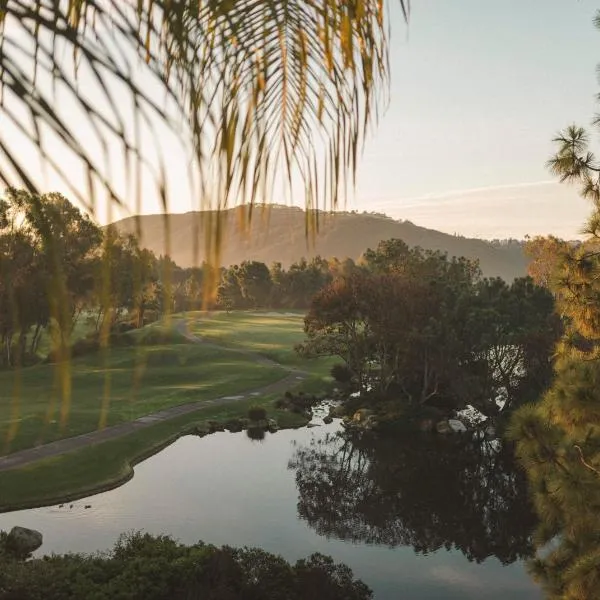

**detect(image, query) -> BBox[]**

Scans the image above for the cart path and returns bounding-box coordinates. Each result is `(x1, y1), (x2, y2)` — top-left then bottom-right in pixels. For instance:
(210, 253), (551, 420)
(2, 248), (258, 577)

(0, 319), (307, 472)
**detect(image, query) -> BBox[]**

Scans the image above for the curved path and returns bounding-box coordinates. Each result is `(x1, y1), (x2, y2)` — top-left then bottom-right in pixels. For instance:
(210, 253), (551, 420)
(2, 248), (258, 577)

(0, 319), (307, 472)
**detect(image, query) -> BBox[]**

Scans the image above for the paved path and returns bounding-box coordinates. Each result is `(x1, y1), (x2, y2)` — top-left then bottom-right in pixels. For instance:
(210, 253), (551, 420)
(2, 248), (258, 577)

(0, 319), (307, 472)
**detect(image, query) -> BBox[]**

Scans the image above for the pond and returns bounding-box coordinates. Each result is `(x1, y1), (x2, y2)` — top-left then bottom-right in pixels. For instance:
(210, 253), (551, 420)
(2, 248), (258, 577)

(0, 416), (542, 600)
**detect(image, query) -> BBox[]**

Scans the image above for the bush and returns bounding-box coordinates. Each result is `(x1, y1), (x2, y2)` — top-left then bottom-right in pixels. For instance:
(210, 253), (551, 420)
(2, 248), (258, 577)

(331, 363), (353, 384)
(0, 532), (372, 600)
(247, 405), (267, 422)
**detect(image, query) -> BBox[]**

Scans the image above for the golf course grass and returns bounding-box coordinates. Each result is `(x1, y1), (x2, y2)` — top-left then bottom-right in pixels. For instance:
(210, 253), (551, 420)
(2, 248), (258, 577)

(0, 311), (333, 511)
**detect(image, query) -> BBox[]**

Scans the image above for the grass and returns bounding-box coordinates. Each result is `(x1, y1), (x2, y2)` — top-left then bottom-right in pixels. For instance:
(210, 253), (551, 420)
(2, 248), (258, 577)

(0, 310), (333, 511)
(185, 310), (336, 373)
(0, 328), (283, 455)
(0, 392), (309, 512)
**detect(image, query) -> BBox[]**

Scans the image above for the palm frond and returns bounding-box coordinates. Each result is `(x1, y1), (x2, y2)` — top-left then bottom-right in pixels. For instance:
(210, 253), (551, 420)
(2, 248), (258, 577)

(0, 0), (409, 228)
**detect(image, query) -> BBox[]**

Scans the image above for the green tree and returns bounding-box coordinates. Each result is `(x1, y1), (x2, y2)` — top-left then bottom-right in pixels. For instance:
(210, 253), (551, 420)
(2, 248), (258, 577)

(509, 11), (600, 599)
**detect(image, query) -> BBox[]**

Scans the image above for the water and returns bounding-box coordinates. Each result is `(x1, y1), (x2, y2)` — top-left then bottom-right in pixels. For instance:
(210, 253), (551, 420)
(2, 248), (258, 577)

(0, 419), (542, 599)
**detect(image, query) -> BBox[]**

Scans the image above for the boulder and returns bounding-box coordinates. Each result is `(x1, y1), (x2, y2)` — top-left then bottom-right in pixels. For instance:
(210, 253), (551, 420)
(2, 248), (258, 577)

(194, 424), (210, 437)
(448, 419), (467, 433)
(436, 420), (452, 435)
(207, 420), (225, 433)
(330, 404), (346, 418)
(323, 415), (334, 424)
(7, 526), (43, 555)
(484, 425), (497, 439)
(267, 418), (279, 432)
(224, 418), (244, 433)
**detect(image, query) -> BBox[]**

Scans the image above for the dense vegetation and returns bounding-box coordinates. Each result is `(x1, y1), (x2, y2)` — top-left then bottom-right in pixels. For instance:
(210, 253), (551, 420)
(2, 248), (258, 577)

(0, 532), (371, 600)
(0, 188), (355, 369)
(507, 15), (600, 598)
(298, 239), (559, 423)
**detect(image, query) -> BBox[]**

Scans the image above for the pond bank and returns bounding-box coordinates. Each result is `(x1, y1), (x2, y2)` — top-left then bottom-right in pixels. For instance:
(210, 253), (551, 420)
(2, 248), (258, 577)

(0, 393), (318, 513)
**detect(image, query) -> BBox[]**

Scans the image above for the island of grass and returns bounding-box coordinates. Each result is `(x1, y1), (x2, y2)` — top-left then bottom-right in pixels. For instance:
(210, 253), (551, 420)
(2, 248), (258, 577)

(0, 311), (333, 512)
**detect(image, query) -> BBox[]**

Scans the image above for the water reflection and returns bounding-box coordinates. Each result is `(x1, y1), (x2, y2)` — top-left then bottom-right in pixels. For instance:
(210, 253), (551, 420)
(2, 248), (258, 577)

(289, 431), (537, 564)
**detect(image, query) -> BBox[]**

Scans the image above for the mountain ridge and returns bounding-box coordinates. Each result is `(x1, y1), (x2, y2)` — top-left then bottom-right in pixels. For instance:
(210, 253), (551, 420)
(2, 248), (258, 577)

(111, 206), (528, 281)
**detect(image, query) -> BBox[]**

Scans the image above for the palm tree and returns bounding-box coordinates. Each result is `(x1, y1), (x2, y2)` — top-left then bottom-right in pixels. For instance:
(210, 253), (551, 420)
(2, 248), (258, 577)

(0, 1), (409, 222)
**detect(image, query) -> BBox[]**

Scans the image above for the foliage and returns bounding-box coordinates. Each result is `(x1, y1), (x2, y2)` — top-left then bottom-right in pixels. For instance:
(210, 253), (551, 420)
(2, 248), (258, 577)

(0, 0), (407, 224)
(299, 239), (558, 418)
(509, 360), (600, 599)
(508, 12), (600, 599)
(330, 363), (353, 384)
(0, 531), (372, 600)
(247, 405), (267, 422)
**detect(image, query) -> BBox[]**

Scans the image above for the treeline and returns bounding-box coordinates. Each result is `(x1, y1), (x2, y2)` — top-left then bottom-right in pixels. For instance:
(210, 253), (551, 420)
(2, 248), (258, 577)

(0, 189), (357, 368)
(298, 239), (560, 421)
(0, 531), (372, 600)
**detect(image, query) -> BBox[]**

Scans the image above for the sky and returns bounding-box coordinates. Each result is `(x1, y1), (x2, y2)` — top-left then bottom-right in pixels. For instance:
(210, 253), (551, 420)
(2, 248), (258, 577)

(353, 0), (600, 238)
(2, 0), (600, 239)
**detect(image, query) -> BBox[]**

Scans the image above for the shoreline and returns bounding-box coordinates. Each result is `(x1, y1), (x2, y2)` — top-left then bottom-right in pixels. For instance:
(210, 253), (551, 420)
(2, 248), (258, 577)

(0, 409), (311, 514)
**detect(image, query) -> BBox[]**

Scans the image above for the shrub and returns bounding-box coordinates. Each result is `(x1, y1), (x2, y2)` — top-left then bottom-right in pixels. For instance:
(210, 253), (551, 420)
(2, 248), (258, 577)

(331, 363), (353, 384)
(0, 532), (372, 599)
(247, 405), (267, 422)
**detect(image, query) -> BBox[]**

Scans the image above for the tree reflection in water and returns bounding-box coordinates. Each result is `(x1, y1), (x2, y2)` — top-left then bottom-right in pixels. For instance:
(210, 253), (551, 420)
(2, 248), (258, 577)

(288, 431), (537, 565)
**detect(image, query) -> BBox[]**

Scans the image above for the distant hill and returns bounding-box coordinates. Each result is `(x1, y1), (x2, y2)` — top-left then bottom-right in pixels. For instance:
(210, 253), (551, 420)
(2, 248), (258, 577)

(112, 206), (528, 281)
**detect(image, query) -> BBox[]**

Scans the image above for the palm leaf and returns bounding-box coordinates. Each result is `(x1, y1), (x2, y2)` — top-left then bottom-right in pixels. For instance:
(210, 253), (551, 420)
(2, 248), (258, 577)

(0, 0), (409, 229)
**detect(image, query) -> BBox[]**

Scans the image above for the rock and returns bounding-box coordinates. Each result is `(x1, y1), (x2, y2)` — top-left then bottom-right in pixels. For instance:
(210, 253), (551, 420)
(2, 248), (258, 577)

(418, 418), (435, 433)
(485, 425), (497, 439)
(207, 420), (225, 433)
(352, 408), (375, 423)
(448, 419), (467, 433)
(306, 422), (320, 428)
(224, 418), (244, 433)
(267, 418), (279, 432)
(436, 420), (452, 435)
(323, 415), (333, 424)
(7, 526), (43, 555)
(330, 404), (346, 418)
(195, 423), (210, 436)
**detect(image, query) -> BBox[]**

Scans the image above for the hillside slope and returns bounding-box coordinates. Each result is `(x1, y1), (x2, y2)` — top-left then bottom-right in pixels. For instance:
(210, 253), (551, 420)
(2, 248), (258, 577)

(112, 206), (528, 281)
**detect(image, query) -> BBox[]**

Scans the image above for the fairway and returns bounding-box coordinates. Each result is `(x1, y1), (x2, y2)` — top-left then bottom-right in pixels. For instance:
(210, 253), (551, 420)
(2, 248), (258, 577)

(0, 325), (284, 456)
(185, 310), (331, 369)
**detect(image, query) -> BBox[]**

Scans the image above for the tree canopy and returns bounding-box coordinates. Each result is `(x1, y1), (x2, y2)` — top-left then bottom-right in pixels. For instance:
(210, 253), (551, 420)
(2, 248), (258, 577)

(298, 239), (558, 420)
(508, 11), (600, 599)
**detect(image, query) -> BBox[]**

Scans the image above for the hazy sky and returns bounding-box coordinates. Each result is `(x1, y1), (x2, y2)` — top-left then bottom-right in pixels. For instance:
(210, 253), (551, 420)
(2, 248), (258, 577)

(352, 0), (600, 238)
(3, 1), (600, 239)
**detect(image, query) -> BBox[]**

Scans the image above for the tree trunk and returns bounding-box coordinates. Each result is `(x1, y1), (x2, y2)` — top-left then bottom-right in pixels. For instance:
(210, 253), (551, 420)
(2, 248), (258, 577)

(30, 323), (42, 355)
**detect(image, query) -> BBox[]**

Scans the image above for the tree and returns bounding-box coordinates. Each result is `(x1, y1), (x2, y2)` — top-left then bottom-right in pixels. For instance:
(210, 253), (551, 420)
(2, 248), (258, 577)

(508, 11), (600, 598)
(0, 1), (408, 227)
(236, 261), (273, 309)
(524, 235), (571, 289)
(0, 531), (373, 600)
(300, 245), (557, 421)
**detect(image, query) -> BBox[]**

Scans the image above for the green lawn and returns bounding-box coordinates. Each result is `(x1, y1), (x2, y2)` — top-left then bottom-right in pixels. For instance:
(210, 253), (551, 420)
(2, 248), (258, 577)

(0, 333), (283, 456)
(185, 310), (335, 372)
(0, 310), (334, 511)
(0, 393), (309, 511)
